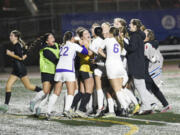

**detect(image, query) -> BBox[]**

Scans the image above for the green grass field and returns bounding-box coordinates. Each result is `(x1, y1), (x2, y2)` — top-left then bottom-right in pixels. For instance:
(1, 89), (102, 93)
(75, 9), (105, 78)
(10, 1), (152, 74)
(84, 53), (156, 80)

(0, 67), (180, 135)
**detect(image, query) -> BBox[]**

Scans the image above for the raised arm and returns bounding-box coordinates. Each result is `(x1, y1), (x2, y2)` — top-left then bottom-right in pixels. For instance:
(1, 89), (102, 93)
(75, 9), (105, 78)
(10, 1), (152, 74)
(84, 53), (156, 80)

(98, 48), (106, 58)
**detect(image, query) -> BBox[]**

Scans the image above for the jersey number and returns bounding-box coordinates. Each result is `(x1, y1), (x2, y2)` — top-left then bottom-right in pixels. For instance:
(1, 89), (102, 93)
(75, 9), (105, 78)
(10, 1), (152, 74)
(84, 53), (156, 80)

(60, 47), (69, 56)
(113, 44), (119, 53)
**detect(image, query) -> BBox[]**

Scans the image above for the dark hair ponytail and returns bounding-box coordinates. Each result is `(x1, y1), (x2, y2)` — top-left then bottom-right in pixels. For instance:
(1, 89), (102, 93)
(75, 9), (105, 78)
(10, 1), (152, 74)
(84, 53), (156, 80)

(63, 31), (74, 44)
(94, 27), (104, 39)
(109, 27), (119, 37)
(109, 27), (124, 51)
(27, 33), (52, 52)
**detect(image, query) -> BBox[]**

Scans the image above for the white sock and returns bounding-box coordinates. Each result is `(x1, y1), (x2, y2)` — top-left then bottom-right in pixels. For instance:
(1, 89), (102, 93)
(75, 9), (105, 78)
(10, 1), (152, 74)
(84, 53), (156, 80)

(47, 94), (58, 114)
(125, 88), (138, 105)
(108, 98), (114, 113)
(122, 88), (132, 105)
(74, 89), (78, 95)
(64, 95), (74, 111)
(32, 91), (46, 103)
(39, 94), (49, 108)
(116, 90), (128, 109)
(87, 95), (93, 111)
(97, 89), (104, 109)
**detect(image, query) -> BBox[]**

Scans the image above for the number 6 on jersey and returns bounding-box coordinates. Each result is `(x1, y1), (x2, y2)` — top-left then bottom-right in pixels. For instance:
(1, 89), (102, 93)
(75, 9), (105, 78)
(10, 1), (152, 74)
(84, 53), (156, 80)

(113, 44), (119, 53)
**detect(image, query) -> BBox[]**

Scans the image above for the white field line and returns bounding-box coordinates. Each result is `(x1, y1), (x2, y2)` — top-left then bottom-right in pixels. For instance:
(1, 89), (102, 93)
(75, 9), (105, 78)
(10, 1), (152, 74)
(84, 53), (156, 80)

(116, 116), (180, 126)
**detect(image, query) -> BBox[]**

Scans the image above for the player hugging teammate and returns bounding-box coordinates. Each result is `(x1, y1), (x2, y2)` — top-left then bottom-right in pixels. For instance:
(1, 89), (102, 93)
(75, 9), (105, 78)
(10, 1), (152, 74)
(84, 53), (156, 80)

(0, 18), (171, 119)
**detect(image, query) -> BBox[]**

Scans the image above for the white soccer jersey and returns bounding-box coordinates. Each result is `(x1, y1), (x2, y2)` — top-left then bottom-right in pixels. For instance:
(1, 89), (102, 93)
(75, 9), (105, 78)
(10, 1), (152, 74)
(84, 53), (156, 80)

(101, 37), (123, 64)
(101, 37), (126, 79)
(56, 41), (83, 73)
(89, 37), (104, 54)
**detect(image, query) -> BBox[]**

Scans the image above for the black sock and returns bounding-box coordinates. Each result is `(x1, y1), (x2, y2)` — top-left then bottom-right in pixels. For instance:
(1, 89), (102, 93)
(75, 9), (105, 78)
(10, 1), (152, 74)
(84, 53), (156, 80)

(79, 93), (91, 112)
(5, 92), (11, 105)
(34, 86), (42, 92)
(71, 92), (83, 109)
(150, 82), (169, 107)
(154, 90), (169, 107)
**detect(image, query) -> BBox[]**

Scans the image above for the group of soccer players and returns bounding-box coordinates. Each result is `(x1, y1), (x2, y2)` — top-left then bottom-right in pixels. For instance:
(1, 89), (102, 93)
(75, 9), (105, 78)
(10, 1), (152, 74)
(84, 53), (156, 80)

(0, 17), (171, 119)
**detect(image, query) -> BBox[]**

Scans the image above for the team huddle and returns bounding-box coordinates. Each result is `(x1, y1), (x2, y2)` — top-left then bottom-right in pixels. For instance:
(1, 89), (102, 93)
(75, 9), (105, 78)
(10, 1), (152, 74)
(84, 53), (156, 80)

(0, 17), (171, 119)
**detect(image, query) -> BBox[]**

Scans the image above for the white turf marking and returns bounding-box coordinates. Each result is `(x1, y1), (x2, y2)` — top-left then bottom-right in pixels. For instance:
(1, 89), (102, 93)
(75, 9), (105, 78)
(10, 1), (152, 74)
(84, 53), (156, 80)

(116, 116), (180, 126)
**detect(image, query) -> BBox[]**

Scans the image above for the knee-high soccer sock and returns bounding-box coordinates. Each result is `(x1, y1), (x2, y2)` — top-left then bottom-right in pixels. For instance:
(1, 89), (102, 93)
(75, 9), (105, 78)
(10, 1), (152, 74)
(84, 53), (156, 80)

(64, 89), (78, 109)
(5, 92), (11, 105)
(97, 89), (104, 110)
(153, 90), (168, 107)
(122, 88), (132, 105)
(47, 94), (58, 114)
(31, 91), (46, 103)
(124, 88), (138, 105)
(87, 95), (93, 111)
(107, 98), (114, 113)
(65, 95), (74, 111)
(34, 86), (42, 92)
(79, 93), (91, 112)
(116, 90), (128, 109)
(39, 94), (49, 108)
(74, 89), (78, 95)
(71, 92), (83, 109)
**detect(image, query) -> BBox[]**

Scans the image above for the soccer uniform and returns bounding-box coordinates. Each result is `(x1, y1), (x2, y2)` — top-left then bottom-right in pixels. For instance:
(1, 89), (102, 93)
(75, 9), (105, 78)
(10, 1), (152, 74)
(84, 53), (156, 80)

(101, 37), (127, 80)
(39, 43), (60, 83)
(89, 37), (106, 77)
(55, 41), (88, 82)
(78, 44), (93, 81)
(11, 43), (27, 78)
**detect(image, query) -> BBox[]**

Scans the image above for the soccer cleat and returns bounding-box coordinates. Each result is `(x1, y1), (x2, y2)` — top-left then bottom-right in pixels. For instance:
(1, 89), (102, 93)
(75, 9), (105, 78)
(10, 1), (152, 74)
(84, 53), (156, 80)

(0, 104), (8, 113)
(121, 109), (129, 117)
(63, 110), (72, 119)
(151, 103), (160, 113)
(35, 107), (41, 116)
(138, 109), (152, 115)
(86, 108), (94, 116)
(161, 105), (172, 113)
(132, 104), (140, 114)
(46, 113), (51, 121)
(75, 110), (88, 118)
(102, 112), (116, 118)
(95, 108), (104, 117)
(29, 101), (36, 112)
(69, 108), (78, 118)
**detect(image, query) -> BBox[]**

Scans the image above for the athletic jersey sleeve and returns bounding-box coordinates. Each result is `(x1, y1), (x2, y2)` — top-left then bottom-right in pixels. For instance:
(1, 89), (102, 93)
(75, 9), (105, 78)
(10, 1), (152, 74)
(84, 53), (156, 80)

(43, 49), (59, 65)
(144, 43), (157, 63)
(100, 39), (106, 49)
(81, 45), (88, 55)
(14, 43), (23, 58)
(74, 43), (83, 53)
(89, 39), (98, 54)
